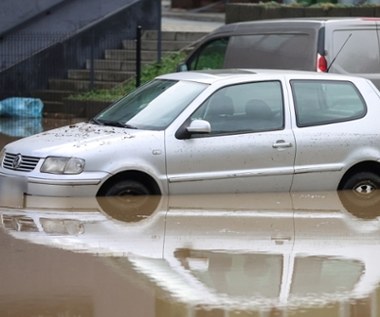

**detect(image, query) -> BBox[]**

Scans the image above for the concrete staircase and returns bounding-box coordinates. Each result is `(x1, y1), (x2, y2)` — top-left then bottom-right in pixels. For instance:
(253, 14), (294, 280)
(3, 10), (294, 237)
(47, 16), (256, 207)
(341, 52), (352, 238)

(33, 30), (207, 117)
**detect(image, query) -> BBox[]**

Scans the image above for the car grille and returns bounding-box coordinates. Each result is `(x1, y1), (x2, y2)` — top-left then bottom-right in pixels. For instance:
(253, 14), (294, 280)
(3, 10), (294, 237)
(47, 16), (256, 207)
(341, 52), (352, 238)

(2, 153), (40, 172)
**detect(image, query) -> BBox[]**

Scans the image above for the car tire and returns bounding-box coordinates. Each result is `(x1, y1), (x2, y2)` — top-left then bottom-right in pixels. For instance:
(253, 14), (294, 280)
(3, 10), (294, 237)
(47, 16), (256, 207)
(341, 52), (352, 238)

(97, 180), (160, 222)
(339, 171), (380, 219)
(102, 179), (151, 196)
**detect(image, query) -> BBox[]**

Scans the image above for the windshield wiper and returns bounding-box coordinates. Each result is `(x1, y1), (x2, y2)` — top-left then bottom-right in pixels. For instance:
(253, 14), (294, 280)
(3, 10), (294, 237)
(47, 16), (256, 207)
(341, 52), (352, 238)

(89, 118), (102, 125)
(91, 118), (138, 129)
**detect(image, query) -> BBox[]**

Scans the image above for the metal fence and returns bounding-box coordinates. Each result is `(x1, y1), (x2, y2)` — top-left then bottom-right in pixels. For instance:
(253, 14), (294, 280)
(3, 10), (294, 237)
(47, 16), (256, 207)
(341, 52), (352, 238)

(0, 29), (141, 87)
(0, 0), (161, 115)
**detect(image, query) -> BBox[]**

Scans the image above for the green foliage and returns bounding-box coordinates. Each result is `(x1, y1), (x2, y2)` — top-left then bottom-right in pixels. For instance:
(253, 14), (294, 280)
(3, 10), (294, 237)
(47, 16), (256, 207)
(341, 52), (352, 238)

(141, 51), (187, 79)
(69, 51), (187, 102)
(254, 0), (377, 7)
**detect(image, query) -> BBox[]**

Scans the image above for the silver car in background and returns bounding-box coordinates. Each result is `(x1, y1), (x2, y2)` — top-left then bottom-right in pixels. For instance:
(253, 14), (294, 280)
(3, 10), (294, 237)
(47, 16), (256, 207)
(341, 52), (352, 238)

(1, 69), (380, 199)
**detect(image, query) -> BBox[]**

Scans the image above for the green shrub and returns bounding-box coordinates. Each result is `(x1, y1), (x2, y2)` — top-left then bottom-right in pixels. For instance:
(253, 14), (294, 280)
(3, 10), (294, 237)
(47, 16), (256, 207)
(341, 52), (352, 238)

(69, 51), (187, 102)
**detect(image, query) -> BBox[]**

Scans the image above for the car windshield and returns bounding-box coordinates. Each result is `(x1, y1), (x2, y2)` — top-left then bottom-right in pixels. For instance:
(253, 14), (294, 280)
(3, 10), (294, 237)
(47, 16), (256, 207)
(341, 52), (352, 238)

(93, 79), (208, 130)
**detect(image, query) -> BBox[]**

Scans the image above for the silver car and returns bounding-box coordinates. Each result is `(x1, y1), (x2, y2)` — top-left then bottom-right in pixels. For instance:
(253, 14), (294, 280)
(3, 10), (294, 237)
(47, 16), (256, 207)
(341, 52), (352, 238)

(1, 69), (380, 198)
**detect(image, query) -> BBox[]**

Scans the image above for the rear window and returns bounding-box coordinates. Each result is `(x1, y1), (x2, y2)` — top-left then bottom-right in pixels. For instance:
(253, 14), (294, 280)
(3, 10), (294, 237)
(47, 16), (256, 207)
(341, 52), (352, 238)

(225, 34), (316, 70)
(291, 80), (366, 127)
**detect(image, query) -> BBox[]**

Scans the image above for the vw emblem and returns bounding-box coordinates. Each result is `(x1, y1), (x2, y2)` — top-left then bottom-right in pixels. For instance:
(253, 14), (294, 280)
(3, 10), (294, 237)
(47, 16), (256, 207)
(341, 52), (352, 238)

(12, 154), (22, 169)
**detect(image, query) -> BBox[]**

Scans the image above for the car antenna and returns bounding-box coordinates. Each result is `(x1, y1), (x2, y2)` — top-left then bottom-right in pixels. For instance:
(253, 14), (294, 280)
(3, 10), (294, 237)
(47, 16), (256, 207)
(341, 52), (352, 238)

(327, 33), (352, 72)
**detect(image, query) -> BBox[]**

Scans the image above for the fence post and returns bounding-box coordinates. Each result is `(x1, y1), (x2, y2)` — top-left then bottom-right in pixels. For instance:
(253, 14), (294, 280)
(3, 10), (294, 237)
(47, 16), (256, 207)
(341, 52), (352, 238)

(135, 25), (142, 88)
(89, 31), (95, 90)
(157, 0), (162, 63)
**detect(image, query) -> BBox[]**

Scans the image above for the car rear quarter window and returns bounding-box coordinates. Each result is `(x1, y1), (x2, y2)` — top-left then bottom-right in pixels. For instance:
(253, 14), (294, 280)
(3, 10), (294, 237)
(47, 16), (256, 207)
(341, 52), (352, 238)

(291, 80), (366, 127)
(225, 34), (316, 71)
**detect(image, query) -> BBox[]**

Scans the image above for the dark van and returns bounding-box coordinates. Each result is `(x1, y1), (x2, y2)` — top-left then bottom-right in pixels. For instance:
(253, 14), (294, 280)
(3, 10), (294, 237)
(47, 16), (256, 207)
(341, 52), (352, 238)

(178, 18), (380, 89)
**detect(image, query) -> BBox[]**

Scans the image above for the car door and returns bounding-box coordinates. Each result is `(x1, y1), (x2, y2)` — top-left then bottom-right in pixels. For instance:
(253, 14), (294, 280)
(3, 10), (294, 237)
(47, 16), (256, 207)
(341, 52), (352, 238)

(165, 80), (296, 194)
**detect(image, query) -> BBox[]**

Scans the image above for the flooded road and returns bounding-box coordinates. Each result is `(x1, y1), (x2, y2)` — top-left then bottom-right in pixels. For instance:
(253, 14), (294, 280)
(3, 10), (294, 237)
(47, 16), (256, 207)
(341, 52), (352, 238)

(2, 119), (380, 316)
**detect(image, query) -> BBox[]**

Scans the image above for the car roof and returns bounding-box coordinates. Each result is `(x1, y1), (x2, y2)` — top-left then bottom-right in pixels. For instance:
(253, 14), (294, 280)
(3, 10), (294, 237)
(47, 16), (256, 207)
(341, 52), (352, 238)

(156, 69), (364, 85)
(156, 69), (257, 83)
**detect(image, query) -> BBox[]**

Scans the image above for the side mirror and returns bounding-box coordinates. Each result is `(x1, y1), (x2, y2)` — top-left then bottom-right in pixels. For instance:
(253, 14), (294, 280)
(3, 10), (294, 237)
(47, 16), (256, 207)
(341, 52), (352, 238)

(176, 63), (188, 72)
(186, 119), (211, 134)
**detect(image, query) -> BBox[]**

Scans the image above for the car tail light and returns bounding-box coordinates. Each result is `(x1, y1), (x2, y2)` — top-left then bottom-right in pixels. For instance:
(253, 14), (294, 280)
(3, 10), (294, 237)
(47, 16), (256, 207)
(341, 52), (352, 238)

(316, 54), (328, 72)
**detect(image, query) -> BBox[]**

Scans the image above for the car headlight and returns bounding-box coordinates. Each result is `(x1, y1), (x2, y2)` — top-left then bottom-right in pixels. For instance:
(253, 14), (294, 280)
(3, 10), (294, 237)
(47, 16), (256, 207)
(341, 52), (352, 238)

(40, 156), (85, 174)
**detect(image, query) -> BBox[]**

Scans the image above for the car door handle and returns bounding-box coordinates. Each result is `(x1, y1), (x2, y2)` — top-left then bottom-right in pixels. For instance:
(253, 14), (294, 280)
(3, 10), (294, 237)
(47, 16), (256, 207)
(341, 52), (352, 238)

(271, 235), (292, 245)
(272, 140), (292, 149)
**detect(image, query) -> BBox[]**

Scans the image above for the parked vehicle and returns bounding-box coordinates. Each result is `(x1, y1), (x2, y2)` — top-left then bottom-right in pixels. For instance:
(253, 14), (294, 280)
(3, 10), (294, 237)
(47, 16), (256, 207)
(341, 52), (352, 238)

(178, 18), (380, 90)
(1, 69), (380, 200)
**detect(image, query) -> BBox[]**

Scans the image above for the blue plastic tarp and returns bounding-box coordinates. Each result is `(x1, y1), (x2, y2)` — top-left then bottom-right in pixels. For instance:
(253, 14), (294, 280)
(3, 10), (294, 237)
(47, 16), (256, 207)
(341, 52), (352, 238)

(0, 118), (43, 137)
(0, 97), (44, 118)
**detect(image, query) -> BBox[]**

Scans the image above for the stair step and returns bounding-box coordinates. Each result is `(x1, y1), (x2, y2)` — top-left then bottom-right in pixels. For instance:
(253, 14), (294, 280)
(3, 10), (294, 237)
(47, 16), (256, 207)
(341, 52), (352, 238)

(142, 30), (208, 42)
(31, 89), (73, 101)
(44, 101), (85, 117)
(49, 79), (119, 91)
(63, 99), (111, 118)
(42, 101), (71, 115)
(38, 30), (203, 116)
(85, 59), (150, 71)
(123, 39), (197, 51)
(105, 49), (177, 61)
(68, 69), (134, 82)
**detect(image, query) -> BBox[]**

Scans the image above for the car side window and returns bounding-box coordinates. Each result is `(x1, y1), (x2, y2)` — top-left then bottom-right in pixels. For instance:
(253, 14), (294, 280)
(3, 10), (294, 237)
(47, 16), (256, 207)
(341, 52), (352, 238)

(291, 80), (366, 127)
(188, 37), (229, 70)
(190, 81), (284, 136)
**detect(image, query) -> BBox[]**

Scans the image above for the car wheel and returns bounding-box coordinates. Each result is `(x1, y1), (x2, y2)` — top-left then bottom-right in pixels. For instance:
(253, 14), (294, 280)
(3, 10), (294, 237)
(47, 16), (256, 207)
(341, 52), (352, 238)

(339, 171), (380, 219)
(341, 171), (380, 195)
(102, 179), (151, 196)
(96, 180), (158, 222)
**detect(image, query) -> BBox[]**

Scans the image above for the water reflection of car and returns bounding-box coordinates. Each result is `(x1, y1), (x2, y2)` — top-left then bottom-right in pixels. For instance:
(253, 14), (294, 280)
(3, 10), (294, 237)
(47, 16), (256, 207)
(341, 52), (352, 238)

(2, 70), (380, 200)
(2, 191), (380, 311)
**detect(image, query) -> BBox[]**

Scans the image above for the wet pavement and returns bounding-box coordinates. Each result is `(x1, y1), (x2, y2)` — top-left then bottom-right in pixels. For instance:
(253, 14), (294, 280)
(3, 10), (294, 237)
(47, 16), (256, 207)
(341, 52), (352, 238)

(2, 119), (380, 316)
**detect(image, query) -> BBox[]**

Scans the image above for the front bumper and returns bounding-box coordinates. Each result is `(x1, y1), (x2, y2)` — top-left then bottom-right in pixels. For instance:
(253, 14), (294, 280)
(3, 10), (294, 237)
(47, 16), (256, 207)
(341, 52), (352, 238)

(0, 171), (109, 203)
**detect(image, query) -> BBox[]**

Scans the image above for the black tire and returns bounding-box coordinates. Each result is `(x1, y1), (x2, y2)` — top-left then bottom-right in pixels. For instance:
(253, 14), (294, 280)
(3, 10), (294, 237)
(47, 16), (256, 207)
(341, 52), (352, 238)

(339, 171), (380, 219)
(97, 180), (160, 222)
(101, 179), (151, 196)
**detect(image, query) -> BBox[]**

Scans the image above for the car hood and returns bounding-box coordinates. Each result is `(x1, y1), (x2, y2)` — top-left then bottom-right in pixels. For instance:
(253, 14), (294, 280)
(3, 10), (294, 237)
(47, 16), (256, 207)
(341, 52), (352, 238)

(4, 122), (159, 157)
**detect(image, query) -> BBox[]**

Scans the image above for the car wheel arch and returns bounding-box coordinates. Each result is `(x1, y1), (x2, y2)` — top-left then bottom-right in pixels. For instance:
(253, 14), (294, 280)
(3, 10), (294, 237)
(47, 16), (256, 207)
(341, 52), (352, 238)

(338, 161), (380, 190)
(97, 170), (161, 196)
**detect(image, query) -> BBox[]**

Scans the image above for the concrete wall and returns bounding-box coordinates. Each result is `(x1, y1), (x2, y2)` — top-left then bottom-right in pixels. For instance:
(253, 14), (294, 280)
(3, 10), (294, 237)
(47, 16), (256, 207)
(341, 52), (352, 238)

(0, 0), (159, 70)
(0, 0), (160, 97)
(226, 3), (380, 23)
(0, 0), (65, 36)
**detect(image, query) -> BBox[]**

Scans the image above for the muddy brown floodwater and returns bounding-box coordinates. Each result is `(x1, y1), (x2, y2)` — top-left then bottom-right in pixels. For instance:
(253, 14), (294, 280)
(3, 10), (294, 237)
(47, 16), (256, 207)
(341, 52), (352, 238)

(1, 119), (380, 317)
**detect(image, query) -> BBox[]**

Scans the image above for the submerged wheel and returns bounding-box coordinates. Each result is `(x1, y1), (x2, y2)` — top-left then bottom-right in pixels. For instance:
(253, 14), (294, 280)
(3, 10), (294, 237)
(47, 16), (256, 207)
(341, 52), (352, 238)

(97, 179), (160, 222)
(339, 171), (380, 219)
(101, 179), (151, 196)
(341, 171), (380, 196)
